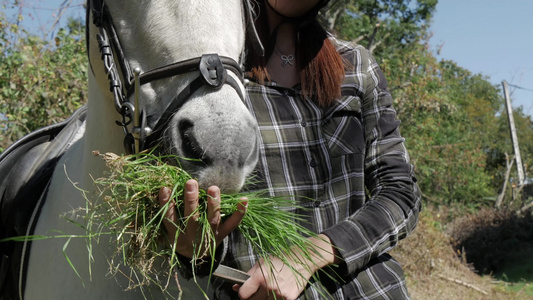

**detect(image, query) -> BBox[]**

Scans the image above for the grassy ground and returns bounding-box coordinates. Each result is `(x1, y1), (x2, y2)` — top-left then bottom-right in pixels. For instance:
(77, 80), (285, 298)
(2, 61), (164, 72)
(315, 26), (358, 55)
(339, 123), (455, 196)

(492, 247), (533, 297)
(390, 208), (533, 299)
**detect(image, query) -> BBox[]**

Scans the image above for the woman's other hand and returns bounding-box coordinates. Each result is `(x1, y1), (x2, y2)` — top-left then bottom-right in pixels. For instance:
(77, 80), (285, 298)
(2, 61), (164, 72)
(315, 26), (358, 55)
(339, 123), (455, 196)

(234, 234), (339, 300)
(158, 179), (247, 259)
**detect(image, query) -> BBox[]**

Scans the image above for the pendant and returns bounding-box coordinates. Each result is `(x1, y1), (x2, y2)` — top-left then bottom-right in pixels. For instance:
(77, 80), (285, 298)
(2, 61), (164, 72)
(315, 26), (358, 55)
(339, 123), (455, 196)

(280, 54), (294, 67)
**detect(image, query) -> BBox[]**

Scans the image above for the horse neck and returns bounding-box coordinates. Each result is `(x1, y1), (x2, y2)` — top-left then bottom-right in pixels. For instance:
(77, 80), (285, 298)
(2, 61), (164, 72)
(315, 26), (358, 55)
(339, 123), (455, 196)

(85, 71), (126, 155)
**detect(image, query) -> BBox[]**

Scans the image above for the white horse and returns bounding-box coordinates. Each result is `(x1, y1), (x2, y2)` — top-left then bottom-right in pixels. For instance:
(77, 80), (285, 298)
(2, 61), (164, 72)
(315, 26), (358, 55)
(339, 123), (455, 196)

(16, 1), (258, 299)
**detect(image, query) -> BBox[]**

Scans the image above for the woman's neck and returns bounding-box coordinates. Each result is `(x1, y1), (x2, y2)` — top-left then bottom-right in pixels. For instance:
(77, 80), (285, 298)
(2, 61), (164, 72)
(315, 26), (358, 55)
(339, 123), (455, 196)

(266, 5), (300, 88)
(273, 23), (296, 54)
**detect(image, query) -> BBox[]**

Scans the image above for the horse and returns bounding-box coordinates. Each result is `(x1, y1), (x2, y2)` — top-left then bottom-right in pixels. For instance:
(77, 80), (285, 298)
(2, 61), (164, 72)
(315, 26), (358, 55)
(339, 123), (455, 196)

(0, 0), (260, 298)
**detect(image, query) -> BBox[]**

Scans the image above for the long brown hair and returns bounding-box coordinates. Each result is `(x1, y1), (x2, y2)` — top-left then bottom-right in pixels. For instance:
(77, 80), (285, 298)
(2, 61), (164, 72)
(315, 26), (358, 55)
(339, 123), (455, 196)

(245, 1), (345, 107)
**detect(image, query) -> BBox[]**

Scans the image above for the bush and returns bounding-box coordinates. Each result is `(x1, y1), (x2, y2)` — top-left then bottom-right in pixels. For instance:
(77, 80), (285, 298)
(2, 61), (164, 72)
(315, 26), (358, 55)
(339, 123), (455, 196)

(447, 208), (533, 274)
(0, 15), (87, 153)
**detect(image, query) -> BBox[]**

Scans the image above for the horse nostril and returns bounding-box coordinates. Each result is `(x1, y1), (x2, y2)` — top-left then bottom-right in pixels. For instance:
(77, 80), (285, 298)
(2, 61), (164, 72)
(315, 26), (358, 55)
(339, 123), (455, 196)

(179, 119), (194, 134)
(179, 120), (212, 165)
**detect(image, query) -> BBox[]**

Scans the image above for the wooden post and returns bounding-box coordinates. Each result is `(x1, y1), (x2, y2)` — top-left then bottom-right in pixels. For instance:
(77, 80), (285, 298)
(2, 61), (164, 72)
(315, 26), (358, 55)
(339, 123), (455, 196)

(502, 80), (525, 186)
(495, 153), (514, 208)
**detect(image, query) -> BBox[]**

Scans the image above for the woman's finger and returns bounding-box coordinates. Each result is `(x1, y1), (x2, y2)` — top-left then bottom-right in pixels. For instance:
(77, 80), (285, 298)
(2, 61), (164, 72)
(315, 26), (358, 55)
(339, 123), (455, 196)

(174, 179), (202, 258)
(183, 179), (200, 222)
(218, 198), (247, 239)
(158, 187), (177, 243)
(206, 186), (222, 234)
(183, 179), (200, 247)
(237, 268), (263, 300)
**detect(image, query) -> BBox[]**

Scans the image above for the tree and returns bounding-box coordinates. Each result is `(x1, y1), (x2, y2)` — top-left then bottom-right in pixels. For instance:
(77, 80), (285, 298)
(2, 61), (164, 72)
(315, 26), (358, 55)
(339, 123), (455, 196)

(322, 0), (437, 56)
(0, 15), (87, 152)
(397, 54), (498, 205)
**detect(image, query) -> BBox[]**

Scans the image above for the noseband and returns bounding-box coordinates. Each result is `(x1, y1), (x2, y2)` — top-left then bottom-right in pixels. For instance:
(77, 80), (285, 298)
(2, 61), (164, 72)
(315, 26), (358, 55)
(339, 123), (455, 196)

(88, 0), (259, 154)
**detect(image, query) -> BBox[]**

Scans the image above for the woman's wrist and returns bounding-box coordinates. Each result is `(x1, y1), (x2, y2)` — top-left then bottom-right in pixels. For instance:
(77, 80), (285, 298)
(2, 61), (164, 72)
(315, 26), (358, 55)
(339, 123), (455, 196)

(176, 241), (226, 279)
(307, 234), (341, 271)
(289, 234), (341, 279)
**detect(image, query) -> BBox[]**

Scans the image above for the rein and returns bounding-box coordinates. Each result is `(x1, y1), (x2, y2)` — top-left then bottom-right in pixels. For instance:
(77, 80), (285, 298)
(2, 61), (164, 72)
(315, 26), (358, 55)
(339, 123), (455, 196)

(87, 0), (258, 154)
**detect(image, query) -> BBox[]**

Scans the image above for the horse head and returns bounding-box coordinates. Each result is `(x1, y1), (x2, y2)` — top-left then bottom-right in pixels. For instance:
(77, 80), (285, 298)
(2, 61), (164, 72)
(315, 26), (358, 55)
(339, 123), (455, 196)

(86, 0), (259, 192)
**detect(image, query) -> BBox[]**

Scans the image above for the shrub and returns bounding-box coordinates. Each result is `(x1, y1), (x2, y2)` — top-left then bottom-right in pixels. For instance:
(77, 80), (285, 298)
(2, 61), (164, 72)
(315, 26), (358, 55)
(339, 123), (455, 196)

(0, 16), (87, 153)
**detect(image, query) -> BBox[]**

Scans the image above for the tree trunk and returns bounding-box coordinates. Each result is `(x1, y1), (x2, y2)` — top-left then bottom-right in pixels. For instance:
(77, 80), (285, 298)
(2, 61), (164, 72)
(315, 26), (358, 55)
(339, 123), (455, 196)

(495, 153), (514, 208)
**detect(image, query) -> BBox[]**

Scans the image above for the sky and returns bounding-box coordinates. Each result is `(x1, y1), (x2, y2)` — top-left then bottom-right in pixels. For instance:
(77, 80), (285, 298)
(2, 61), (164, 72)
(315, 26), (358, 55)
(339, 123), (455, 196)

(3, 0), (533, 116)
(429, 0), (533, 116)
(2, 0), (85, 37)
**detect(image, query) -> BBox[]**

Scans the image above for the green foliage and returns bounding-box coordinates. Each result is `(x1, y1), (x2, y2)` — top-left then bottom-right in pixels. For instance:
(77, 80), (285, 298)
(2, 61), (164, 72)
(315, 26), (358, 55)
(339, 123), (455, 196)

(327, 0), (437, 58)
(327, 0), (532, 206)
(0, 14), (87, 152)
(372, 38), (497, 204)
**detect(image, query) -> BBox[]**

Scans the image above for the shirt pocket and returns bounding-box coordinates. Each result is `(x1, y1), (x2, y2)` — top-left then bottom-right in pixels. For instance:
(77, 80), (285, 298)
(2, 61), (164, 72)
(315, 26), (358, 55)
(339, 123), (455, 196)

(322, 109), (365, 157)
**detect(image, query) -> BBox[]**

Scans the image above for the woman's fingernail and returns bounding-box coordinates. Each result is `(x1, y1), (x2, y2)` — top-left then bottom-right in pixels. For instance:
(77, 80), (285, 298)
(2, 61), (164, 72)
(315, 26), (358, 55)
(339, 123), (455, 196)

(186, 180), (197, 193)
(238, 198), (248, 213)
(159, 187), (170, 200)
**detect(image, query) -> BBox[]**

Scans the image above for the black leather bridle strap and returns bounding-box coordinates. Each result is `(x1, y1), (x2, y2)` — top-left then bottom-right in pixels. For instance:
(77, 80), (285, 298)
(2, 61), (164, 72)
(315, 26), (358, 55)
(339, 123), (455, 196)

(143, 76), (204, 148)
(143, 54), (245, 149)
(91, 0), (133, 92)
(129, 55), (244, 101)
(137, 56), (243, 86)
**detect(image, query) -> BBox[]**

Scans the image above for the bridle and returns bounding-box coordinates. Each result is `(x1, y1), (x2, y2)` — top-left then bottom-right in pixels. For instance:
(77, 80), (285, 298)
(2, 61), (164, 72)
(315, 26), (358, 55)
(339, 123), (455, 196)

(87, 0), (263, 154)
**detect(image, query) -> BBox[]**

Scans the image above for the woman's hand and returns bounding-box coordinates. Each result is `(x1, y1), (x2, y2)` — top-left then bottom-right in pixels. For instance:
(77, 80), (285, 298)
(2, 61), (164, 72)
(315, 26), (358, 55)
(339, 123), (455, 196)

(234, 255), (312, 300)
(158, 179), (247, 259)
(233, 234), (340, 300)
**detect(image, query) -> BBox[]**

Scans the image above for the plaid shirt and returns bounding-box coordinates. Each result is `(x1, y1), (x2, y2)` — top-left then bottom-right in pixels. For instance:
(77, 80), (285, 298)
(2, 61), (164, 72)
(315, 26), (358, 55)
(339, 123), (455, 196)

(214, 39), (421, 299)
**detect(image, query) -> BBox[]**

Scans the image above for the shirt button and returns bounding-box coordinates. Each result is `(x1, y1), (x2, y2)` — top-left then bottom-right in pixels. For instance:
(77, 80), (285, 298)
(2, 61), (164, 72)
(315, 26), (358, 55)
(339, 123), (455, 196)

(287, 89), (296, 96)
(301, 121), (306, 127)
(309, 159), (317, 168)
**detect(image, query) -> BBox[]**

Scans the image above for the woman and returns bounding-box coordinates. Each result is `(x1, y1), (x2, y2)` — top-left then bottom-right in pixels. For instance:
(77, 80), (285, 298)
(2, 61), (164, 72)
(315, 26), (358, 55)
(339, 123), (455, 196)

(159, 0), (421, 299)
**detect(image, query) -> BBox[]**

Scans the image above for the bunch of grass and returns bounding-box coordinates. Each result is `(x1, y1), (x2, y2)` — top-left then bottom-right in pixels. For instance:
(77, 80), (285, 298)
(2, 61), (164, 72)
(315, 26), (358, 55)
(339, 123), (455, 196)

(81, 151), (327, 296)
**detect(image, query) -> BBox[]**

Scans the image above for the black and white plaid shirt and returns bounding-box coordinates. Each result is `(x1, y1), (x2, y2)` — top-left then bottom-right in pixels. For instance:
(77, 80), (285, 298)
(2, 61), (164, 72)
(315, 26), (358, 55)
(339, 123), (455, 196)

(215, 39), (421, 300)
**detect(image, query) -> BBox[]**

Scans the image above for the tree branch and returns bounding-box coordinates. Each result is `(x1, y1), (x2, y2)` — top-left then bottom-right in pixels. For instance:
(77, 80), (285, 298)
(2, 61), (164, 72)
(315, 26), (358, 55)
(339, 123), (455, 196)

(437, 274), (488, 295)
(518, 200), (533, 214)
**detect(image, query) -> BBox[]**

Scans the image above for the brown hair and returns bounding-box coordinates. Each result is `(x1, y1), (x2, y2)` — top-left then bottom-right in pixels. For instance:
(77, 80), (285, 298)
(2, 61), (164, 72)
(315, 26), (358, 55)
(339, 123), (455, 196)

(245, 2), (345, 107)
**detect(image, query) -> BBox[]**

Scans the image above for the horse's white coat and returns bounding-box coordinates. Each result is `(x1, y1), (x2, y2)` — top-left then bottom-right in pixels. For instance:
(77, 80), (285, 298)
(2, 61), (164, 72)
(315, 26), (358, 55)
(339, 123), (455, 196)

(24, 1), (257, 298)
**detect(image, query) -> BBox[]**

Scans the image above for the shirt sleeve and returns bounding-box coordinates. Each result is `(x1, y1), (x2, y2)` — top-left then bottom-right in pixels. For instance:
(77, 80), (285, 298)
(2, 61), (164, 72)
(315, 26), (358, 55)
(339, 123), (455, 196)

(321, 46), (421, 275)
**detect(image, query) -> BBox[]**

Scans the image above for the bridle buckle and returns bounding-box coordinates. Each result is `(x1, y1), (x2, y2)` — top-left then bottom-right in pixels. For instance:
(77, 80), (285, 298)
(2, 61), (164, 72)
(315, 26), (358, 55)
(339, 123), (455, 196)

(199, 54), (227, 88)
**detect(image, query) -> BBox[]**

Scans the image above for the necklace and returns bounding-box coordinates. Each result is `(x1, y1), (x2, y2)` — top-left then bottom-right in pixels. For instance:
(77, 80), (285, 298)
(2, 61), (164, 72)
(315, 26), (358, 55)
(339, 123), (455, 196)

(274, 48), (294, 67)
